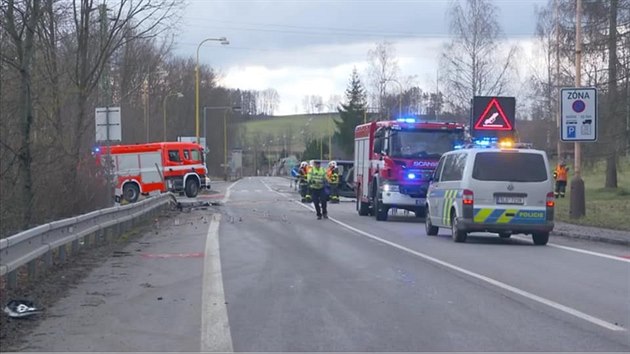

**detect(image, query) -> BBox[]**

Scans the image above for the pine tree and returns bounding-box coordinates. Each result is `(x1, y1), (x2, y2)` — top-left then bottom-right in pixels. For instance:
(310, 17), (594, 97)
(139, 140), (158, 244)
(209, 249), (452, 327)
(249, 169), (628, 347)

(334, 68), (367, 156)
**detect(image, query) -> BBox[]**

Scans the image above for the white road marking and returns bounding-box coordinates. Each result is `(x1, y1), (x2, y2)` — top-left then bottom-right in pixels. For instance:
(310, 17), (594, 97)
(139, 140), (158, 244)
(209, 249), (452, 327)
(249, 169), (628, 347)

(289, 199), (625, 332)
(262, 177), (625, 331)
(512, 235), (630, 263)
(260, 179), (295, 198)
(260, 179), (274, 192)
(201, 214), (233, 352)
(220, 180), (240, 204)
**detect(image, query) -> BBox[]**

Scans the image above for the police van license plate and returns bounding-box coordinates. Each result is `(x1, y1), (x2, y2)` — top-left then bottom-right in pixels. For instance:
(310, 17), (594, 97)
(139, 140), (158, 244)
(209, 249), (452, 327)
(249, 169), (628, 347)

(496, 196), (524, 205)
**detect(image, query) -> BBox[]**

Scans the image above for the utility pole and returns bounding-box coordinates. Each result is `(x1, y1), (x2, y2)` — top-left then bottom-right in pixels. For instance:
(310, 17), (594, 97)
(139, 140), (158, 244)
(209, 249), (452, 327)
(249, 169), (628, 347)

(570, 0), (586, 218)
(555, 0), (562, 162)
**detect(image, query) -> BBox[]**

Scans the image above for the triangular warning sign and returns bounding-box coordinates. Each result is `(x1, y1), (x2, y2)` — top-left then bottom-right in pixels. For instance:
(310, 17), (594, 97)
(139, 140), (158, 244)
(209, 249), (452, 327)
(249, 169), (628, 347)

(474, 98), (513, 130)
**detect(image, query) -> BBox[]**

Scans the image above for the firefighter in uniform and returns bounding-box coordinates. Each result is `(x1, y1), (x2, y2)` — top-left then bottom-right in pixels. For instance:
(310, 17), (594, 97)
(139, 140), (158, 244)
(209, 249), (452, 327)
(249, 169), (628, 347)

(298, 161), (309, 202)
(553, 162), (569, 198)
(307, 160), (328, 219)
(326, 160), (340, 204)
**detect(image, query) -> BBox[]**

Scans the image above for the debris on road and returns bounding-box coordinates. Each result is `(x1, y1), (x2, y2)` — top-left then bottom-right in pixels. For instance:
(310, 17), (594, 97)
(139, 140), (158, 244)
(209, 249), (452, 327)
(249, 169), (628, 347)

(3, 300), (43, 319)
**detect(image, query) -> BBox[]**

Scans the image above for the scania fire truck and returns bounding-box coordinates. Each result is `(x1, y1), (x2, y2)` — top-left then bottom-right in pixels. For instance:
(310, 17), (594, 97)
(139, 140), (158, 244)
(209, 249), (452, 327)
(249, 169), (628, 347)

(94, 142), (211, 203)
(354, 118), (466, 221)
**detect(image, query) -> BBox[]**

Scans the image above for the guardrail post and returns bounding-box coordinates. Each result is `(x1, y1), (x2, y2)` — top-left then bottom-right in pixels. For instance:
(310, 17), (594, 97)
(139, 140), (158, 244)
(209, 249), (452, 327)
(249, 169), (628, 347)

(97, 229), (105, 245)
(59, 244), (67, 263)
(7, 270), (17, 289)
(72, 239), (79, 255)
(44, 250), (53, 269)
(90, 231), (97, 247)
(27, 260), (37, 280)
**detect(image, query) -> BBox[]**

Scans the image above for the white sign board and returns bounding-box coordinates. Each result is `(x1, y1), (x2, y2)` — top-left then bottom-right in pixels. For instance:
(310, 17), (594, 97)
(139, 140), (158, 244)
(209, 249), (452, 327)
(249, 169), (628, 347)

(177, 136), (206, 149)
(560, 88), (597, 142)
(95, 106), (122, 142)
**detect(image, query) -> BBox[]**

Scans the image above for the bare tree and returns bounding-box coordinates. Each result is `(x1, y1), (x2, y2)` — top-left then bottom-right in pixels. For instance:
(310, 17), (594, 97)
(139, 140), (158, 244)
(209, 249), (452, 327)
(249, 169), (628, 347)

(367, 40), (399, 114)
(301, 95), (310, 113)
(605, 0), (619, 188)
(440, 0), (518, 114)
(326, 94), (342, 112)
(1, 0), (44, 229)
(257, 88), (280, 115)
(310, 95), (323, 113)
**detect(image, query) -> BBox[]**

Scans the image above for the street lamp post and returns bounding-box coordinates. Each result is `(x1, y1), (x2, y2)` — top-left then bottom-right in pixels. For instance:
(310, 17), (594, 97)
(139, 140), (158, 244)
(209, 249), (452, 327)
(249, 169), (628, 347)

(195, 36), (229, 144)
(163, 92), (183, 141)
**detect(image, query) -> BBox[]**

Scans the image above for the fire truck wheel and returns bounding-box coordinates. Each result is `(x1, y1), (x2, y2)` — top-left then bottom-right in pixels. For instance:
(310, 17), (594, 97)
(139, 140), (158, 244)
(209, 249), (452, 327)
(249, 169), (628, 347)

(122, 183), (140, 203)
(357, 187), (370, 216)
(185, 178), (199, 198)
(374, 195), (388, 221)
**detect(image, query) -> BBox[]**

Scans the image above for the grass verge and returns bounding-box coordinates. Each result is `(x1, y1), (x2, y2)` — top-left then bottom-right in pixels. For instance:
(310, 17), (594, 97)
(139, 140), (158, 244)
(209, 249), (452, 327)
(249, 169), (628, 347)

(554, 158), (630, 231)
(239, 113), (339, 152)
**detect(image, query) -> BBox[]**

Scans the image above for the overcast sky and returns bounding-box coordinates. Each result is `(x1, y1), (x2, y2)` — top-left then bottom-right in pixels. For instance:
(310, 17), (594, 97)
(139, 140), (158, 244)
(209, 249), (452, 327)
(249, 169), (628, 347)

(172, 0), (548, 115)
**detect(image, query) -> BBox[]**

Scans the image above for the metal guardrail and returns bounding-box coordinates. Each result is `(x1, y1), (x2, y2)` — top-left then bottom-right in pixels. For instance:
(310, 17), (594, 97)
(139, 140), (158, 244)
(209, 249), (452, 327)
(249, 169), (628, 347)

(0, 193), (174, 289)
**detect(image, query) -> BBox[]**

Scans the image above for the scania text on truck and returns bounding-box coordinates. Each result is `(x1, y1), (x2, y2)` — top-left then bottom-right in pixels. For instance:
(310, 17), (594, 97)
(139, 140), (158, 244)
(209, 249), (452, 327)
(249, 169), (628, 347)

(354, 118), (466, 221)
(94, 142), (211, 203)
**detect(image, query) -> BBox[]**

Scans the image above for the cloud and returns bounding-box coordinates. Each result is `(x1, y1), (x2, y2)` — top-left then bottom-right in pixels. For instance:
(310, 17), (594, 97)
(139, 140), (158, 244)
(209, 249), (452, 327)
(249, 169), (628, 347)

(176, 1), (546, 115)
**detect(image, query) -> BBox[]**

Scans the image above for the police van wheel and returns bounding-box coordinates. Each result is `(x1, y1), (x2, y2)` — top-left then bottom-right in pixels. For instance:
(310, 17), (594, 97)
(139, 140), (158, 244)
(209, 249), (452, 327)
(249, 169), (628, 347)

(451, 213), (467, 243)
(425, 209), (439, 236)
(532, 232), (549, 245)
(123, 183), (140, 203)
(185, 179), (199, 198)
(498, 232), (512, 239)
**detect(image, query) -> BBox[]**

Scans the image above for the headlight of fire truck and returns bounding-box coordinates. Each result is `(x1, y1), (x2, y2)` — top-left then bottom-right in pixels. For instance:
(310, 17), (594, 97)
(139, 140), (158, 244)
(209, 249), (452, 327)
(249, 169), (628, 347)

(382, 183), (399, 193)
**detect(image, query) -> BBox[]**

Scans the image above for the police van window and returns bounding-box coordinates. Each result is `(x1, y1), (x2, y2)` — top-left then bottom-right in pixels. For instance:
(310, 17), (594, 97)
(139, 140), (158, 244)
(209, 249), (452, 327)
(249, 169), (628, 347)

(183, 150), (190, 160)
(473, 152), (547, 182)
(168, 150), (181, 162)
(433, 156), (446, 181)
(441, 153), (465, 181)
(191, 149), (201, 161)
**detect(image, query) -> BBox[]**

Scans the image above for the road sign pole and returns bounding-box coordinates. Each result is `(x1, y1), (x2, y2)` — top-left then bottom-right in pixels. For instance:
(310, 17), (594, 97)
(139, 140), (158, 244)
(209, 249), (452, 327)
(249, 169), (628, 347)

(570, 0), (586, 219)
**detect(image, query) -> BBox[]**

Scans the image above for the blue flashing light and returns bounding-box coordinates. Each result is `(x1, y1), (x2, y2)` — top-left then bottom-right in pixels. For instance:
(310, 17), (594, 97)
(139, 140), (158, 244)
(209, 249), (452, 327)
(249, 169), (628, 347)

(472, 136), (498, 148)
(453, 144), (464, 150)
(396, 118), (416, 123)
(407, 173), (416, 179)
(93, 146), (101, 153)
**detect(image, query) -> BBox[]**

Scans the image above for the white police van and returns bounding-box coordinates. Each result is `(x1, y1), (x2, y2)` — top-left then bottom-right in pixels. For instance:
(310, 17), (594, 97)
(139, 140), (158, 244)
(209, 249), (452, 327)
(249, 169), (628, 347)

(425, 138), (555, 245)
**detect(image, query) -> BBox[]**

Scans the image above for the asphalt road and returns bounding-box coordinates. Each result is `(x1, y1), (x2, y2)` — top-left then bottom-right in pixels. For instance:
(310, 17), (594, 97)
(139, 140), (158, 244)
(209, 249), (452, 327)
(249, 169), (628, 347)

(12, 177), (630, 351)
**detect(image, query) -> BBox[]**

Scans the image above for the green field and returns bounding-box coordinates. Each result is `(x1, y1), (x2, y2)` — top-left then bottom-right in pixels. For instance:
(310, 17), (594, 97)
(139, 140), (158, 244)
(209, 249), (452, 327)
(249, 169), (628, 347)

(553, 158), (630, 231)
(239, 113), (339, 152)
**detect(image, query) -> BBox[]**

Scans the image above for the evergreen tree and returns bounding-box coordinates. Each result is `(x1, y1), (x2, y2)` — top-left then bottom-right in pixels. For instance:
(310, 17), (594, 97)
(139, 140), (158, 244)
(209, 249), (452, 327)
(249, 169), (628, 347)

(302, 139), (329, 161)
(334, 68), (367, 156)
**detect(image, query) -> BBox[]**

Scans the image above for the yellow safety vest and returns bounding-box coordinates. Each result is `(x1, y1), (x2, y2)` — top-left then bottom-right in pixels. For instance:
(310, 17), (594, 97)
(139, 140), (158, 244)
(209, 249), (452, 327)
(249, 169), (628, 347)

(308, 167), (326, 189)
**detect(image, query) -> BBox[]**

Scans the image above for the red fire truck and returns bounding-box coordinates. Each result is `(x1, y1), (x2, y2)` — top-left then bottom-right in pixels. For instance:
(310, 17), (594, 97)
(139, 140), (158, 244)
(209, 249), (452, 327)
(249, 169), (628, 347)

(354, 118), (466, 221)
(94, 142), (211, 203)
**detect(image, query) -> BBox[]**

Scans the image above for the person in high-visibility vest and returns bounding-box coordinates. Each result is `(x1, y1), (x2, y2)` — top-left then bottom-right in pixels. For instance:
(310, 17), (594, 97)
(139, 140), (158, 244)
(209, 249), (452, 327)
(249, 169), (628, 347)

(553, 162), (569, 198)
(326, 160), (340, 204)
(307, 160), (328, 219)
(297, 161), (309, 202)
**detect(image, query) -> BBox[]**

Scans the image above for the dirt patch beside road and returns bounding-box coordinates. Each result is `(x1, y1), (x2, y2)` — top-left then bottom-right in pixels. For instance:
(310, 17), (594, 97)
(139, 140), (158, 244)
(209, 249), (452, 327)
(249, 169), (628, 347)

(0, 211), (171, 351)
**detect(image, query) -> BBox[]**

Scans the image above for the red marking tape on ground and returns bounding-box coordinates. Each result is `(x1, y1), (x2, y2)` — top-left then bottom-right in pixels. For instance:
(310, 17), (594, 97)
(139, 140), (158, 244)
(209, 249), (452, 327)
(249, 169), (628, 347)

(141, 252), (204, 259)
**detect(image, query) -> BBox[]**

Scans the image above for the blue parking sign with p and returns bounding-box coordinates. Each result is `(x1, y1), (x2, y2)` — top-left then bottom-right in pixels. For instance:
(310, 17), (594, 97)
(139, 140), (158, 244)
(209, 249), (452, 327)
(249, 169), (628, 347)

(567, 126), (576, 138)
